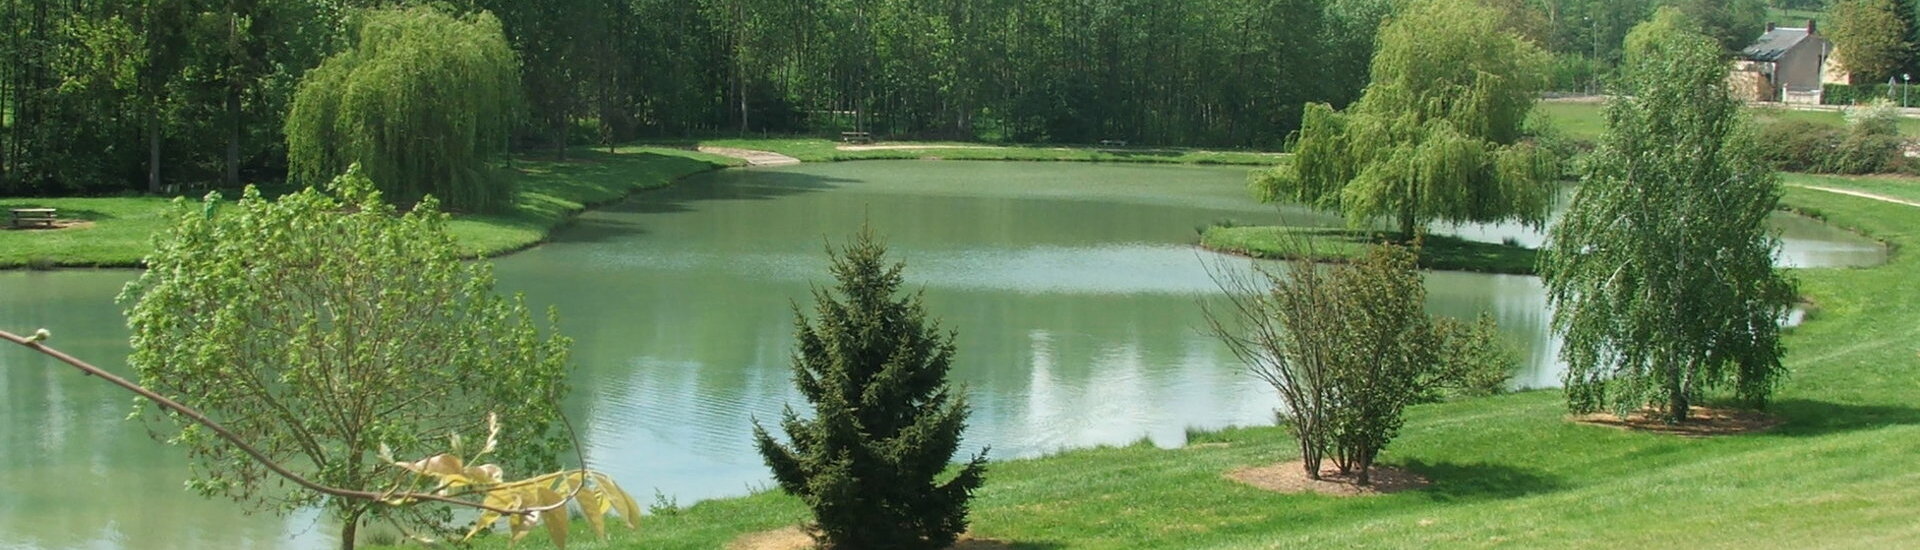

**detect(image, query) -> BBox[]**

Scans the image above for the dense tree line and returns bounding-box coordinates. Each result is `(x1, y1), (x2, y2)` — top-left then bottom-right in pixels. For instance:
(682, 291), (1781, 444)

(3, 0), (1398, 195)
(0, 0), (1795, 196)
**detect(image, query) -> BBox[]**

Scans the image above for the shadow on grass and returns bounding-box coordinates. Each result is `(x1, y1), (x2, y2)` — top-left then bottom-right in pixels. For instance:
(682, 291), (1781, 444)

(1762, 399), (1920, 437)
(36, 207), (119, 222)
(1402, 460), (1565, 502)
(969, 540), (1066, 550)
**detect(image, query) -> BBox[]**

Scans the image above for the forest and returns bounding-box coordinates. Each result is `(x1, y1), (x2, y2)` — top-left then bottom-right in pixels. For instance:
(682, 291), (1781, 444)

(0, 0), (1769, 195)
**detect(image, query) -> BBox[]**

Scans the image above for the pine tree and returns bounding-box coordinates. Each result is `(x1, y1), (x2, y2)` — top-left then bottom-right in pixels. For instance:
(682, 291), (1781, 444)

(753, 227), (988, 549)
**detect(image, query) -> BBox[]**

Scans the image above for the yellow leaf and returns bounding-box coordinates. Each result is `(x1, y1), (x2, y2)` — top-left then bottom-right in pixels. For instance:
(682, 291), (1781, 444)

(465, 491), (519, 542)
(536, 486), (569, 550)
(594, 472), (642, 530)
(396, 453), (467, 478)
(466, 463), (504, 485)
(576, 486), (609, 540)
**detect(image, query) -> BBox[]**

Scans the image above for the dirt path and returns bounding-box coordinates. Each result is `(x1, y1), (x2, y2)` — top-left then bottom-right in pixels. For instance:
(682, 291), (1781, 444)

(696, 146), (801, 166)
(1791, 184), (1920, 208)
(835, 144), (1001, 151)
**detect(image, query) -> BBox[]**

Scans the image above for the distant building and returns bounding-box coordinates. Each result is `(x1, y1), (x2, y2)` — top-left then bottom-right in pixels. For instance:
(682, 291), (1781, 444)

(1730, 20), (1833, 104)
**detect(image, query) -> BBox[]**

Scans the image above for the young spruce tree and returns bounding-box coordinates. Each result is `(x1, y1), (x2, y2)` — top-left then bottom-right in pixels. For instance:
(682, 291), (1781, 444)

(754, 227), (988, 549)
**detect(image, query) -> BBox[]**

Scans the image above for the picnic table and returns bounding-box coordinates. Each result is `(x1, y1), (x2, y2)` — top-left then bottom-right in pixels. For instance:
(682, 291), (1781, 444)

(9, 208), (56, 229)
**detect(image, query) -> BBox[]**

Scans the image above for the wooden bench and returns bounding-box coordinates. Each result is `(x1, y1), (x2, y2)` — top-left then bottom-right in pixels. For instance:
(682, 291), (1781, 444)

(840, 131), (873, 144)
(1098, 139), (1129, 147)
(9, 208), (56, 229)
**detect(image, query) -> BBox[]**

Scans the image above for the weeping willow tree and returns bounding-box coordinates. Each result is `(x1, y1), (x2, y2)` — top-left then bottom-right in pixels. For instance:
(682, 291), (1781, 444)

(1256, 0), (1557, 238)
(286, 7), (521, 213)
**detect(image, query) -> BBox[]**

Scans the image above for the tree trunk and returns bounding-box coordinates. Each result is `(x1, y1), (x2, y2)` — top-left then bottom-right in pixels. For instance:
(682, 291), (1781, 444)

(225, 89), (241, 187)
(1667, 364), (1690, 424)
(338, 508), (362, 550)
(1399, 210), (1417, 242)
(147, 113), (162, 194)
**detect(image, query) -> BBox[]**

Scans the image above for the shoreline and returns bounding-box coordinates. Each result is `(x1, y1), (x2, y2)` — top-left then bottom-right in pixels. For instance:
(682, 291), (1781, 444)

(0, 140), (1282, 271)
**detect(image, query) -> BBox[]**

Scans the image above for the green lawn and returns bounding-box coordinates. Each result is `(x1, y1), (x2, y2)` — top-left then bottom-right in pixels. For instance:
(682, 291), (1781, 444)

(673, 137), (1286, 166)
(1200, 225), (1539, 275)
(1782, 173), (1920, 205)
(1766, 7), (1828, 34)
(394, 188), (1920, 549)
(0, 147), (738, 269)
(1536, 101), (1920, 143)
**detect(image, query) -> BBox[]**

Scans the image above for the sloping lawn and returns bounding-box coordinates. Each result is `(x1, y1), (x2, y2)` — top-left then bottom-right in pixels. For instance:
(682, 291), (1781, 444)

(416, 188), (1920, 549)
(0, 147), (738, 269)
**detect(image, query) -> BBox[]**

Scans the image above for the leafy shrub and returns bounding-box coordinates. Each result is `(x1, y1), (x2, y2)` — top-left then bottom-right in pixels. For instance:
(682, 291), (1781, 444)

(1754, 119), (1840, 172)
(1422, 313), (1519, 402)
(1754, 101), (1908, 174)
(1208, 243), (1513, 485)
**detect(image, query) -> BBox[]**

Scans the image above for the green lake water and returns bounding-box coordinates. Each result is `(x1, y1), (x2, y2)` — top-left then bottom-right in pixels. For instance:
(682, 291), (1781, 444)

(0, 161), (1887, 549)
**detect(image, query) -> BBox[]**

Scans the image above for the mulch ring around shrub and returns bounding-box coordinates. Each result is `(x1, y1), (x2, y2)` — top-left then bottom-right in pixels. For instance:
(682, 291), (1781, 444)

(1571, 406), (1783, 436)
(1226, 460), (1431, 496)
(727, 526), (1019, 550)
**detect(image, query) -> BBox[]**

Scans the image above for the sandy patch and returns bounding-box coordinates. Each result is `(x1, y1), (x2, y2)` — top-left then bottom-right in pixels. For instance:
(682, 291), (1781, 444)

(1572, 406), (1782, 436)
(1226, 460), (1430, 496)
(728, 526), (1018, 550)
(696, 146), (802, 166)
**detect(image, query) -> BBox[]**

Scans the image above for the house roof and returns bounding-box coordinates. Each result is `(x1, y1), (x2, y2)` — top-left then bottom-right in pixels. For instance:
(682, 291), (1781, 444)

(1743, 27), (1811, 62)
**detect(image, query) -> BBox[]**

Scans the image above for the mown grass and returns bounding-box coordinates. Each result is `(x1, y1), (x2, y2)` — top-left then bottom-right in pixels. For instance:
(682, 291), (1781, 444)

(1200, 225), (1539, 275)
(1536, 101), (1920, 143)
(0, 147), (737, 269)
(674, 137), (1286, 166)
(407, 188), (1920, 549)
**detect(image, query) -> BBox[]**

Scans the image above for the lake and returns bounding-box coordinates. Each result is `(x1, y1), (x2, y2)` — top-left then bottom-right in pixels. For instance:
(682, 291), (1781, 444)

(0, 160), (1885, 549)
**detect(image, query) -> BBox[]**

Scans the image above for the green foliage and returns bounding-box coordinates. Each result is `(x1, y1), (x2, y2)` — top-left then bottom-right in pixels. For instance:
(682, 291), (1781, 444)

(1755, 101), (1908, 174)
(1830, 0), (1914, 84)
(1542, 15), (1797, 423)
(1667, 0), (1769, 52)
(286, 6), (522, 213)
(120, 168), (572, 548)
(753, 227), (987, 549)
(1, 0), (334, 194)
(1424, 313), (1519, 401)
(1257, 0), (1558, 237)
(1756, 119), (1846, 171)
(1207, 242), (1512, 485)
(1317, 245), (1436, 482)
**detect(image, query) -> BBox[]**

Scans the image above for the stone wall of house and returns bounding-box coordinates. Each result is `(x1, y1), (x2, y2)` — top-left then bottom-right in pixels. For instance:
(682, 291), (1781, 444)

(1728, 68), (1774, 102)
(1823, 48), (1850, 86)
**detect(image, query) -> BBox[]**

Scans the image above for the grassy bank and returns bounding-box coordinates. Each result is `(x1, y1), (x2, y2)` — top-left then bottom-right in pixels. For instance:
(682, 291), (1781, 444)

(1536, 101), (1920, 142)
(1200, 225), (1539, 275)
(0, 147), (738, 269)
(679, 137), (1285, 165)
(397, 188), (1920, 549)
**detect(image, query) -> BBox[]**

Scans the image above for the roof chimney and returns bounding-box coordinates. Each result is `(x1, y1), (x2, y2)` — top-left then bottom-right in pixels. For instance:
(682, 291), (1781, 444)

(1766, 22), (1776, 32)
(1807, 19), (1816, 35)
